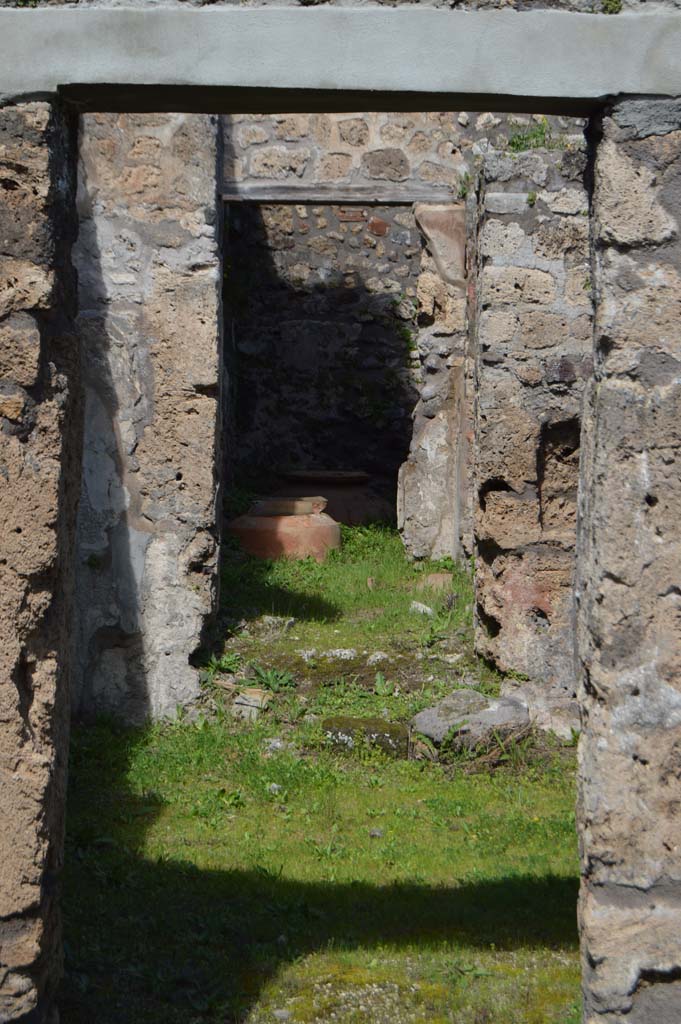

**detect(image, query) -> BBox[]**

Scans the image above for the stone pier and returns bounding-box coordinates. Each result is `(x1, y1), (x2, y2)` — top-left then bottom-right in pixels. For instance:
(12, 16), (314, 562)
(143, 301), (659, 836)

(473, 145), (592, 735)
(72, 113), (224, 722)
(0, 101), (79, 1023)
(577, 98), (681, 1022)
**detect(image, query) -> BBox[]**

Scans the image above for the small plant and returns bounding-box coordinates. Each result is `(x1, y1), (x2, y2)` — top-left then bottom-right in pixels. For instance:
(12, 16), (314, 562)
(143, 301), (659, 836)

(508, 117), (551, 153)
(396, 322), (417, 357)
(601, 0), (622, 12)
(305, 835), (347, 861)
(251, 663), (296, 693)
(457, 172), (472, 199)
(527, 191), (537, 207)
(373, 672), (395, 698)
(192, 786), (245, 826)
(274, 693), (306, 725)
(420, 610), (454, 651)
(202, 651), (242, 681)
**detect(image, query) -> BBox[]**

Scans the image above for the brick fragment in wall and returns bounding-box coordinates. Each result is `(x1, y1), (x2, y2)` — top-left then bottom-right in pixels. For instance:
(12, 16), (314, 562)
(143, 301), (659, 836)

(414, 203), (466, 289)
(577, 99), (681, 1024)
(72, 112), (223, 724)
(473, 144), (592, 733)
(0, 100), (80, 1024)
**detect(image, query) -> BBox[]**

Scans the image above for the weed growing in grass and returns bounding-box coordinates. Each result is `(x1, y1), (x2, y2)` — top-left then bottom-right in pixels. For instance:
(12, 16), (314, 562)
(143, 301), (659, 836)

(201, 650), (242, 680)
(251, 663), (296, 692)
(374, 672), (395, 697)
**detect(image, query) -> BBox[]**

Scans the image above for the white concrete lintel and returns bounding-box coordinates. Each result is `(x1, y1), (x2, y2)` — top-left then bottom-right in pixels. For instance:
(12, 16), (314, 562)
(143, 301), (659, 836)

(1, 8), (681, 114)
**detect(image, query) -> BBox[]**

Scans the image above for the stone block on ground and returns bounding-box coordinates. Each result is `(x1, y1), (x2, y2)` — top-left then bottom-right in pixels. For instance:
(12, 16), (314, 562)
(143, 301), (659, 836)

(501, 679), (580, 740)
(411, 691), (529, 748)
(233, 688), (271, 721)
(322, 716), (409, 758)
(410, 600), (434, 616)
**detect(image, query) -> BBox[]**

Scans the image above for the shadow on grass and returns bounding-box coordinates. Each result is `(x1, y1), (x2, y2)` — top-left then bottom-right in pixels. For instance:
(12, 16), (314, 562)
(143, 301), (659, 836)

(217, 545), (341, 628)
(60, 724), (578, 1024)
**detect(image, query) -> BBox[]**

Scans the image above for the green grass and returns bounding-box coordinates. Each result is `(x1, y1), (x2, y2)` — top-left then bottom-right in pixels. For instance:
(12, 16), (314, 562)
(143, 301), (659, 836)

(60, 526), (580, 1023)
(212, 523), (499, 697)
(61, 718), (579, 1023)
(507, 117), (564, 154)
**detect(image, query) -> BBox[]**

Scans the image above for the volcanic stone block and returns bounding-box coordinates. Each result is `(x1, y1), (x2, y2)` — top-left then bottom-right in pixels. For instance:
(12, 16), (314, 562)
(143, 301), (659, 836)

(72, 112), (224, 723)
(473, 145), (592, 715)
(0, 100), (79, 1024)
(576, 98), (681, 1024)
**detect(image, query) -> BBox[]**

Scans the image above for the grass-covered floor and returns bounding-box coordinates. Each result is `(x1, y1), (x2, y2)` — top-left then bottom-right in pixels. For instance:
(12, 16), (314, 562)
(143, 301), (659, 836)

(60, 526), (581, 1023)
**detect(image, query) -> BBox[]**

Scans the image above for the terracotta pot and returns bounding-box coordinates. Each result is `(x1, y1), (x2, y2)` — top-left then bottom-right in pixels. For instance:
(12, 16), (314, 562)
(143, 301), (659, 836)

(276, 470), (393, 526)
(227, 496), (341, 562)
(249, 496), (327, 517)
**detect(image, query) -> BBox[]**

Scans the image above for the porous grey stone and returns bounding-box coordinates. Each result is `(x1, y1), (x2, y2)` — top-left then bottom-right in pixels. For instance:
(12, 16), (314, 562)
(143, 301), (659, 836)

(456, 697), (530, 749)
(412, 691), (529, 748)
(322, 648), (357, 661)
(411, 690), (489, 744)
(484, 192), (532, 215)
(501, 680), (580, 740)
(613, 97), (681, 139)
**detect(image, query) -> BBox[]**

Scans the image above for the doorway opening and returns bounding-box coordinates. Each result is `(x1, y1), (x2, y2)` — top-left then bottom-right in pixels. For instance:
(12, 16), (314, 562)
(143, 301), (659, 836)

(62, 106), (589, 1024)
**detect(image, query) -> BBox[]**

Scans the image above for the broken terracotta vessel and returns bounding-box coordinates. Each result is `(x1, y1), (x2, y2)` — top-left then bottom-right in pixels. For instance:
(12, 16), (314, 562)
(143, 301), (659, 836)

(276, 470), (393, 526)
(227, 496), (341, 562)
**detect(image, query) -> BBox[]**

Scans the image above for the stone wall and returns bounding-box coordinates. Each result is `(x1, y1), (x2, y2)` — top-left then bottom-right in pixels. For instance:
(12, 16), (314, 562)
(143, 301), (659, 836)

(0, 101), (80, 1022)
(577, 97), (681, 1023)
(223, 111), (584, 198)
(226, 201), (420, 501)
(225, 111), (474, 196)
(225, 111), (583, 558)
(473, 145), (592, 734)
(72, 113), (223, 722)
